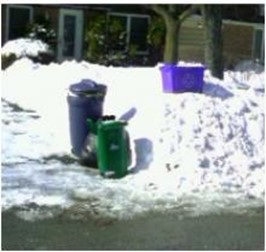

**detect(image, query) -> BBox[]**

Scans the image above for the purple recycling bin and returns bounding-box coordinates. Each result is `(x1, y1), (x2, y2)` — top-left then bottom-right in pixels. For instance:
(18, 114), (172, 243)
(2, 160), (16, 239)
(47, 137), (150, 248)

(160, 64), (204, 93)
(67, 79), (107, 157)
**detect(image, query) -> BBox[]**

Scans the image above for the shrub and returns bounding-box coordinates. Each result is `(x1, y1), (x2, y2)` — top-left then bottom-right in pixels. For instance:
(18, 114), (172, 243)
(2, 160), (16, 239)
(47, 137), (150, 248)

(85, 14), (141, 66)
(26, 14), (57, 63)
(1, 53), (17, 70)
(29, 51), (55, 65)
(147, 16), (165, 64)
(1, 38), (55, 69)
(85, 15), (107, 63)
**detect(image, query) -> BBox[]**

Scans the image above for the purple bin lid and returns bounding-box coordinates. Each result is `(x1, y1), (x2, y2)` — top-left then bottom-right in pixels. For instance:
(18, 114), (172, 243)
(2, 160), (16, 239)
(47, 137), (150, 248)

(160, 64), (176, 70)
(70, 79), (106, 95)
(160, 63), (205, 71)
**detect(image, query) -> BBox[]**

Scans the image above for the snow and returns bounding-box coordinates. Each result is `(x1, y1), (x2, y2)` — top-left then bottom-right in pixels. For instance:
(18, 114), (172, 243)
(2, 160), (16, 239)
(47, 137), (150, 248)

(1, 40), (265, 221)
(1, 38), (50, 58)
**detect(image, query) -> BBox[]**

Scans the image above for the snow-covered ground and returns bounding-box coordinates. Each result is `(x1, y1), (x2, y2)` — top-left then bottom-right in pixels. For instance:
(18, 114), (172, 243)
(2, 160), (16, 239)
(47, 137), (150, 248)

(1, 39), (265, 221)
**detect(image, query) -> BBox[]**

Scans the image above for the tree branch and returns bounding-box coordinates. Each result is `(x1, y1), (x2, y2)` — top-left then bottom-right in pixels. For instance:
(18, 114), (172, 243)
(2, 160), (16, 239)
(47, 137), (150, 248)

(149, 4), (170, 21)
(169, 4), (177, 16)
(178, 4), (201, 24)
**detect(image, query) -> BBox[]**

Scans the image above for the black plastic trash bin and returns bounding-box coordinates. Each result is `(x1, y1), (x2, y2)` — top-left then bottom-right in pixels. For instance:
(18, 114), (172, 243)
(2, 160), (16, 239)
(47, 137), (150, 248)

(67, 79), (107, 158)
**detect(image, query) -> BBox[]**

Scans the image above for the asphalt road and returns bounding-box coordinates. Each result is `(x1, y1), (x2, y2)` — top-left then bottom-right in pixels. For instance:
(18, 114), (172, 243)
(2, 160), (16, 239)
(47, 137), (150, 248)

(2, 207), (264, 250)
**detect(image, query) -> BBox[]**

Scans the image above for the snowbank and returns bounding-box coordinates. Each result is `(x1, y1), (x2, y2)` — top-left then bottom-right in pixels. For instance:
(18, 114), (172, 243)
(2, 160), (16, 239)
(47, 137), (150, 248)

(1, 55), (264, 221)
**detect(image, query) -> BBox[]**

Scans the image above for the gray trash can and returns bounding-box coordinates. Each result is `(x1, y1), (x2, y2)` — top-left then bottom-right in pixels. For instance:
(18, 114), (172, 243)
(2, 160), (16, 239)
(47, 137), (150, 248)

(67, 79), (107, 158)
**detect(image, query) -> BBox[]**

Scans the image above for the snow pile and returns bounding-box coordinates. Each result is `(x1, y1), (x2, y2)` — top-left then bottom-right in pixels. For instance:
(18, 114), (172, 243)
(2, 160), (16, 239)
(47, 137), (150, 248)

(152, 86), (264, 196)
(1, 40), (264, 220)
(234, 60), (264, 73)
(1, 38), (50, 58)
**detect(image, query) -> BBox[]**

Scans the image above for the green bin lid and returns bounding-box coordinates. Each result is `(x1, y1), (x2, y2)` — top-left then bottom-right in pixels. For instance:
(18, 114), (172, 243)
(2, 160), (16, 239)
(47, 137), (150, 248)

(98, 120), (127, 130)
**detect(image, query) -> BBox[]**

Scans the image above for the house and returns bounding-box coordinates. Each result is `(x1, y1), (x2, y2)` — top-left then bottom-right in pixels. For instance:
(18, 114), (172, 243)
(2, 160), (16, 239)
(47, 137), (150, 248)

(179, 9), (264, 67)
(1, 4), (265, 66)
(1, 4), (152, 64)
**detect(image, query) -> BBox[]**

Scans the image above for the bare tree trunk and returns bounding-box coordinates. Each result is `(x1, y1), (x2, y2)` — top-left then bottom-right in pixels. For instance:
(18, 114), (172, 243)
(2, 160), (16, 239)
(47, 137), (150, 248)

(150, 4), (199, 64)
(202, 5), (224, 79)
(164, 17), (179, 63)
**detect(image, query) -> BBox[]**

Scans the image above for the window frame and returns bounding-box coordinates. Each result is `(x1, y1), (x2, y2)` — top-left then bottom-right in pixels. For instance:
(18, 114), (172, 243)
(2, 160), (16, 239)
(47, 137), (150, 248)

(6, 4), (34, 41)
(108, 12), (150, 55)
(252, 26), (264, 63)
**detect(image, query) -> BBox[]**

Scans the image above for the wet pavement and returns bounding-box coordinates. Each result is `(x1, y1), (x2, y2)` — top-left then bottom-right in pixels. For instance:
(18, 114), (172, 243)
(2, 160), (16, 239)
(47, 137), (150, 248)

(2, 207), (264, 250)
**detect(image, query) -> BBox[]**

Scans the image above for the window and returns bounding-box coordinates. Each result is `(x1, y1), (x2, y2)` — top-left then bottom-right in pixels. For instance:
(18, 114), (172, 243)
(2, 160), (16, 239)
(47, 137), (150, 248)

(253, 28), (264, 64)
(259, 5), (264, 16)
(63, 15), (76, 57)
(108, 13), (150, 54)
(130, 17), (149, 52)
(6, 5), (33, 40)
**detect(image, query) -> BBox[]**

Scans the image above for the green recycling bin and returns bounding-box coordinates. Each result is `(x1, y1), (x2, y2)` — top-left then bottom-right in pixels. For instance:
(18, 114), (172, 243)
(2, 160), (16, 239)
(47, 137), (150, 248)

(90, 119), (129, 178)
(98, 120), (129, 178)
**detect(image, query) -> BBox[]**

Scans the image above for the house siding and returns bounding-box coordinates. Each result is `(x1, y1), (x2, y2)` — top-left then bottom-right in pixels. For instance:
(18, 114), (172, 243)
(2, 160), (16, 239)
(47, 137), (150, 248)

(223, 23), (254, 67)
(178, 16), (259, 67)
(179, 18), (205, 63)
(33, 5), (59, 34)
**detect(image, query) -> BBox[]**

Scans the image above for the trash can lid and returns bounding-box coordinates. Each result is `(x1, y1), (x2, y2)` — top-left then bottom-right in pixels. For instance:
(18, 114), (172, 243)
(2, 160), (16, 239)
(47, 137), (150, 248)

(70, 79), (106, 95)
